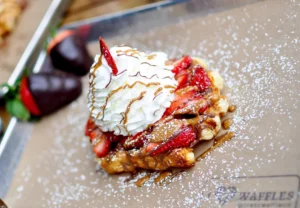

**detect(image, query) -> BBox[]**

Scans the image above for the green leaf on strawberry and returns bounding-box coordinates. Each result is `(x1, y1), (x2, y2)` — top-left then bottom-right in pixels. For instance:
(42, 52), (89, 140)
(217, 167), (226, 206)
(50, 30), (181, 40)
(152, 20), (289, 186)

(5, 98), (30, 121)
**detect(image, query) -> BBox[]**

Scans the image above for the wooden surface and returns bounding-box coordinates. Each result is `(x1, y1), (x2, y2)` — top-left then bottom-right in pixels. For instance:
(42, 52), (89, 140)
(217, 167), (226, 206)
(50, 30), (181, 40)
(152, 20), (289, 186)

(63, 0), (161, 24)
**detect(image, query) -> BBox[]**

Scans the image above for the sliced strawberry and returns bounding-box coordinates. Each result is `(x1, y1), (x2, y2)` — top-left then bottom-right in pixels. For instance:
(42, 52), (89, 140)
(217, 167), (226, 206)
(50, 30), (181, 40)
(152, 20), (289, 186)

(146, 142), (159, 152)
(148, 127), (196, 156)
(172, 56), (192, 74)
(191, 66), (211, 92)
(99, 37), (118, 75)
(132, 131), (144, 140)
(93, 136), (111, 158)
(199, 102), (208, 113)
(104, 131), (126, 143)
(89, 128), (102, 142)
(164, 89), (200, 116)
(90, 130), (111, 157)
(85, 118), (97, 136)
(20, 77), (41, 116)
(124, 131), (147, 149)
(175, 69), (189, 89)
(47, 30), (74, 53)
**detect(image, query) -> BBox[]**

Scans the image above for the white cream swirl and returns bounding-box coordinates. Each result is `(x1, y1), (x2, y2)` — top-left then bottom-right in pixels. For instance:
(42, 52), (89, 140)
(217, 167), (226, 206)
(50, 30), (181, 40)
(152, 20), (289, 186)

(88, 46), (177, 136)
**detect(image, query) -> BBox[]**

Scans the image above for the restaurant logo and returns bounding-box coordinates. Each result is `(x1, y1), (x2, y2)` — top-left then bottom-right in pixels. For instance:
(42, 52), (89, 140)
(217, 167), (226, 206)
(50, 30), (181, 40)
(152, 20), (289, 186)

(215, 186), (237, 205)
(214, 186), (297, 206)
(208, 175), (299, 207)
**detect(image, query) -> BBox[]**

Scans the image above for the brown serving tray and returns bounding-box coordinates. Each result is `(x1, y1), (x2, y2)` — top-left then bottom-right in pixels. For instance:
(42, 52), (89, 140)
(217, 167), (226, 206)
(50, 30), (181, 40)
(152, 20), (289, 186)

(2, 0), (300, 207)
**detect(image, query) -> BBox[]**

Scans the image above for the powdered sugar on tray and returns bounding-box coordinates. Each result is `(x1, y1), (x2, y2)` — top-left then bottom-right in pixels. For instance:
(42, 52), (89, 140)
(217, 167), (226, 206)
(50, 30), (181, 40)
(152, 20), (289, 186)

(7, 1), (300, 207)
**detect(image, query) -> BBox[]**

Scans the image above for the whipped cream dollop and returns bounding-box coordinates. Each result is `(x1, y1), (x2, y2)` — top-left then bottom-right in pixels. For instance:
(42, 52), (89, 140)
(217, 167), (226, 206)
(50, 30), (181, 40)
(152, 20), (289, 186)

(88, 46), (177, 136)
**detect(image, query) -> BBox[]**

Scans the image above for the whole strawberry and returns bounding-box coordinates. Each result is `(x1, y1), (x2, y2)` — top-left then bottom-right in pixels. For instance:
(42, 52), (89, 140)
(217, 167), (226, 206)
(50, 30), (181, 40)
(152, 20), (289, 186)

(47, 30), (93, 76)
(3, 72), (82, 120)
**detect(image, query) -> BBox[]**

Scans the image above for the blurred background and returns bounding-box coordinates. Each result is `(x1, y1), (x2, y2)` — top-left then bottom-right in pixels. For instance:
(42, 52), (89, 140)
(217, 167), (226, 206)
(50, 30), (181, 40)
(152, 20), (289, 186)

(63, 0), (162, 23)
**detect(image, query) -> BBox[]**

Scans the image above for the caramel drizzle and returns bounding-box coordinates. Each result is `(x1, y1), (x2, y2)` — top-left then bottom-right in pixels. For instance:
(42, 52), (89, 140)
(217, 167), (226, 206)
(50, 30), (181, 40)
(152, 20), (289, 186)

(116, 125), (122, 135)
(140, 62), (171, 71)
(96, 81), (160, 120)
(124, 126), (130, 135)
(117, 54), (139, 59)
(90, 55), (103, 113)
(136, 174), (151, 187)
(124, 91), (146, 124)
(154, 87), (163, 96)
(147, 54), (156, 60)
(154, 171), (172, 184)
(228, 105), (237, 112)
(104, 70), (127, 89)
(92, 55), (103, 70)
(153, 85), (175, 101)
(105, 73), (112, 88)
(117, 49), (141, 56)
(164, 85), (176, 89)
(141, 62), (157, 67)
(145, 115), (173, 130)
(117, 49), (141, 59)
(116, 69), (128, 76)
(126, 170), (185, 187)
(196, 132), (235, 161)
(129, 71), (172, 80)
(153, 92), (162, 101)
(165, 60), (173, 66)
(153, 109), (160, 116)
(119, 112), (125, 124)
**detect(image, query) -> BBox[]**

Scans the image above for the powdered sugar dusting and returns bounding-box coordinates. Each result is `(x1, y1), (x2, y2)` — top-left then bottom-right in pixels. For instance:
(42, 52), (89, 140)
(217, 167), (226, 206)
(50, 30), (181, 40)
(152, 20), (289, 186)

(6, 1), (300, 207)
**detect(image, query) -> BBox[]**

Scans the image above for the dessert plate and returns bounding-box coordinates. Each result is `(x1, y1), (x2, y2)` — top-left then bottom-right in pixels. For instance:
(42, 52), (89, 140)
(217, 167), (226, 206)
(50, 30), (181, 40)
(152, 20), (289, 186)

(3, 0), (300, 207)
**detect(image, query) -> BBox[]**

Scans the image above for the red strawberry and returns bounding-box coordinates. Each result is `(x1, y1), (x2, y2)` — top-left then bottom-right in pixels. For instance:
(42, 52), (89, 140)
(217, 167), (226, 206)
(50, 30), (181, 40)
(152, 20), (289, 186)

(20, 77), (41, 116)
(164, 89), (201, 116)
(175, 69), (189, 89)
(19, 72), (82, 117)
(89, 129), (111, 157)
(124, 131), (147, 149)
(199, 103), (208, 113)
(172, 56), (192, 74)
(148, 127), (196, 156)
(146, 142), (159, 152)
(47, 30), (74, 53)
(92, 134), (111, 158)
(191, 66), (211, 92)
(99, 37), (118, 75)
(89, 128), (102, 142)
(48, 30), (93, 76)
(85, 118), (97, 136)
(104, 131), (126, 143)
